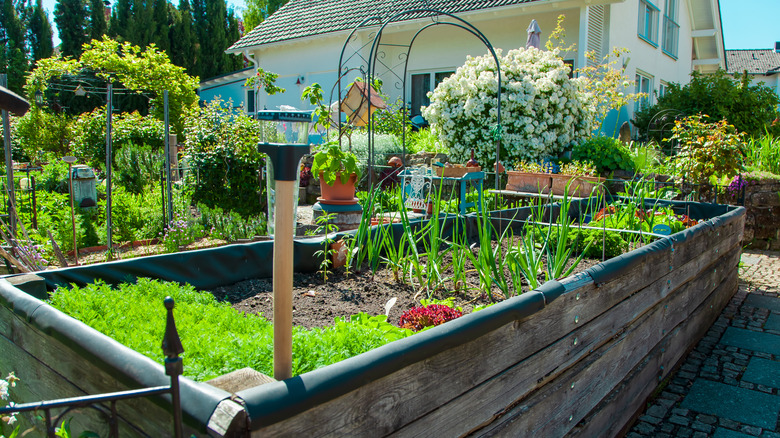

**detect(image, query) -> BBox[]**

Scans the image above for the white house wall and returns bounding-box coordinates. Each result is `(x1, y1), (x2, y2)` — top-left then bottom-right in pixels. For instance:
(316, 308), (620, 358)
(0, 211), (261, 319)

(251, 8), (582, 111)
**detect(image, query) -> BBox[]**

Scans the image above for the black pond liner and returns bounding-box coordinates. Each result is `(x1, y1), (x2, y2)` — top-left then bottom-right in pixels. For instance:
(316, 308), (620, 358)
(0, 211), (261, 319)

(5, 197), (741, 431)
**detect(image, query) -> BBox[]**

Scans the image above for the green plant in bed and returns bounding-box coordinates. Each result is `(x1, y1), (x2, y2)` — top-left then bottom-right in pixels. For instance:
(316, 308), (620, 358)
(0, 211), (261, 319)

(48, 278), (412, 381)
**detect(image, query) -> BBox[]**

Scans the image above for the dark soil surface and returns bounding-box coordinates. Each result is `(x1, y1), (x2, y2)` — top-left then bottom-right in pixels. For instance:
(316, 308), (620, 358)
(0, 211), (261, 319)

(209, 242), (604, 330)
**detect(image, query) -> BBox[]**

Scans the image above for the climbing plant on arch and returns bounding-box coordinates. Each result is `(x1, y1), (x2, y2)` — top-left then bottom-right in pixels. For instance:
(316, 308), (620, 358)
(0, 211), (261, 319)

(24, 37), (199, 137)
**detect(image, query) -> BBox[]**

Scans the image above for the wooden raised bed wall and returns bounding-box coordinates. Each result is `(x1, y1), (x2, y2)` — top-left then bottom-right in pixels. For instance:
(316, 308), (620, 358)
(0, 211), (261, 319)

(235, 205), (744, 436)
(0, 201), (744, 437)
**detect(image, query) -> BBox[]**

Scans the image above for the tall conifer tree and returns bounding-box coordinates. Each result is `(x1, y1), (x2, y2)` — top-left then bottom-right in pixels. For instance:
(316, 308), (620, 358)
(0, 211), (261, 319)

(54, 0), (89, 57)
(151, 0), (169, 52)
(171, 0), (196, 75)
(28, 0), (54, 64)
(1, 0), (29, 92)
(88, 0), (107, 40)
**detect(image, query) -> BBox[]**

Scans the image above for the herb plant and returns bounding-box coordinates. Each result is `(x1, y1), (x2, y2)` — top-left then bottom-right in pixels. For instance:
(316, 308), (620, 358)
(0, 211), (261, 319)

(311, 142), (362, 186)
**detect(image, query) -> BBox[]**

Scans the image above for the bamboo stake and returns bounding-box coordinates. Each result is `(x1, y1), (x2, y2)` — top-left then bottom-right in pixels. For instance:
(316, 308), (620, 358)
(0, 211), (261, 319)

(273, 179), (296, 380)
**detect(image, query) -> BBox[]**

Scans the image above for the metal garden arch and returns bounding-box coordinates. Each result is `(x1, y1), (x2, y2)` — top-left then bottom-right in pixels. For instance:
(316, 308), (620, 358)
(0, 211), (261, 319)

(336, 9), (504, 189)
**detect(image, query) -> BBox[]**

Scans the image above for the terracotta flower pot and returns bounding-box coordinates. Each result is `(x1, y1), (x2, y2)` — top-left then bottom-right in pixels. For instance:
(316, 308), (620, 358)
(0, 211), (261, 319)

(550, 175), (604, 197)
(319, 172), (357, 202)
(506, 171), (552, 194)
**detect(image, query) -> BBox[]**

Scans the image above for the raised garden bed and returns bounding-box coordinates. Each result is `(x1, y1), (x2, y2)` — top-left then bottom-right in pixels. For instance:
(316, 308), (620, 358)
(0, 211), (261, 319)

(0, 199), (744, 436)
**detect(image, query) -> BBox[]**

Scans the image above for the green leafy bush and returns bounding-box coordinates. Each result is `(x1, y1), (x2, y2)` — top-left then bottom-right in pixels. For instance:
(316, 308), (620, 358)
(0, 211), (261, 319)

(114, 142), (164, 195)
(183, 98), (266, 218)
(668, 114), (746, 184)
(11, 109), (72, 161)
(571, 229), (629, 259)
(48, 278), (412, 380)
(634, 70), (780, 141)
(572, 136), (634, 174)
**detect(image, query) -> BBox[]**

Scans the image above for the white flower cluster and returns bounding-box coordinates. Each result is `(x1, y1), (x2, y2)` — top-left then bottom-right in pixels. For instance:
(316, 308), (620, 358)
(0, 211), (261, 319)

(422, 48), (597, 165)
(1, 372), (19, 426)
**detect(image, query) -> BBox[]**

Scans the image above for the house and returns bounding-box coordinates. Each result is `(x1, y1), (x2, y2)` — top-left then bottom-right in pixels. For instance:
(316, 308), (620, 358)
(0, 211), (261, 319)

(725, 43), (780, 105)
(225, 0), (725, 132)
(198, 67), (255, 112)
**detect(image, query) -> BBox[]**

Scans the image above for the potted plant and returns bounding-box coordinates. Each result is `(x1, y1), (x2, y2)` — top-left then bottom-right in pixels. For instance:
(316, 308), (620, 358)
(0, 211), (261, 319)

(551, 161), (604, 197)
(312, 141), (362, 203)
(506, 161), (553, 194)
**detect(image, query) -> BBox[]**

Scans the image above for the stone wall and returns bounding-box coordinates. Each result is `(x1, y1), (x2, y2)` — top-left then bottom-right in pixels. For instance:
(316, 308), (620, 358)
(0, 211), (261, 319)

(742, 177), (780, 250)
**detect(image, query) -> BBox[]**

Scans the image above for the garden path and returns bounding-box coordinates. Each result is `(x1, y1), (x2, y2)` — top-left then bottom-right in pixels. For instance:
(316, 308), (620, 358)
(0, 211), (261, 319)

(627, 249), (780, 438)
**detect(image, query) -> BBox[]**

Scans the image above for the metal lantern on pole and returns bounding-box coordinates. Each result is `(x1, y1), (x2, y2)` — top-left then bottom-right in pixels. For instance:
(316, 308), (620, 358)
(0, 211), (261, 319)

(257, 110), (312, 380)
(62, 156), (79, 265)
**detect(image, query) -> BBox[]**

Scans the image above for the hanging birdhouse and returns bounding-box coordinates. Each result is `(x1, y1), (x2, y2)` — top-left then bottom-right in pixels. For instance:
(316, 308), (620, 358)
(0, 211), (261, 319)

(340, 81), (387, 127)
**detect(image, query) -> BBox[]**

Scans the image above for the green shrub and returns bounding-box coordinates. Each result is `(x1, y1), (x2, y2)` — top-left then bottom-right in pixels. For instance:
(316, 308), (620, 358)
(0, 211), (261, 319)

(12, 109), (72, 161)
(572, 229), (629, 259)
(197, 204), (266, 241)
(114, 142), (164, 195)
(668, 114), (745, 184)
(572, 136), (634, 174)
(634, 70), (780, 141)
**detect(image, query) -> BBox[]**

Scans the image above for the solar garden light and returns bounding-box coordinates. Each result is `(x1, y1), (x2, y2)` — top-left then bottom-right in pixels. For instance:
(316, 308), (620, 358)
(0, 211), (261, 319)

(258, 110), (312, 380)
(62, 156), (79, 265)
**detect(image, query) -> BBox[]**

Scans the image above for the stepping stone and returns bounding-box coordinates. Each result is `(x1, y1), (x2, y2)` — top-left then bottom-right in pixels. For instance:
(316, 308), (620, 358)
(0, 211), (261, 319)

(744, 294), (780, 313)
(766, 313), (780, 332)
(713, 428), (756, 438)
(721, 327), (780, 356)
(681, 380), (780, 429)
(740, 255), (762, 266)
(743, 357), (780, 388)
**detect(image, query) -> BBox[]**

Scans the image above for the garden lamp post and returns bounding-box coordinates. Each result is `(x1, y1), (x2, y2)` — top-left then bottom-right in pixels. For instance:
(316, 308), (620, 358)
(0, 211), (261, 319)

(62, 156), (79, 265)
(258, 110), (312, 380)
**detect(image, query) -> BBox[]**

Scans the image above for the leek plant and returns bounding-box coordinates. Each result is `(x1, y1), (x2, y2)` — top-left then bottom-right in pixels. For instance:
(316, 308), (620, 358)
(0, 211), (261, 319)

(545, 180), (591, 280)
(463, 195), (513, 300)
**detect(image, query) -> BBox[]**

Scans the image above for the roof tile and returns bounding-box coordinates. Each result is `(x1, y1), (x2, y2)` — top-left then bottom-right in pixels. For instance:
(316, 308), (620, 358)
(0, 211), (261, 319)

(228, 0), (541, 51)
(725, 49), (780, 75)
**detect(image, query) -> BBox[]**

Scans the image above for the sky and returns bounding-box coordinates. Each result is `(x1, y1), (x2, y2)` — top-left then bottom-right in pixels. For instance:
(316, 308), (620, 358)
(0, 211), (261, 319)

(39, 0), (780, 50)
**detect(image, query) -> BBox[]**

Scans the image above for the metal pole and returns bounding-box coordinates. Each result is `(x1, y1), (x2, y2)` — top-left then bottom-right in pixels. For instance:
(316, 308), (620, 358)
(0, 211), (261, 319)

(164, 90), (173, 223)
(66, 160), (79, 265)
(106, 83), (113, 254)
(1, 74), (16, 237)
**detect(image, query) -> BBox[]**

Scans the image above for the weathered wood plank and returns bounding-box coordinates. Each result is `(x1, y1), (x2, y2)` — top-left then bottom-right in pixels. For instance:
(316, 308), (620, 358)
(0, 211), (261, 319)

(567, 272), (739, 437)
(0, 304), (202, 437)
(391, 227), (741, 436)
(471, 247), (740, 437)
(251, 224), (741, 436)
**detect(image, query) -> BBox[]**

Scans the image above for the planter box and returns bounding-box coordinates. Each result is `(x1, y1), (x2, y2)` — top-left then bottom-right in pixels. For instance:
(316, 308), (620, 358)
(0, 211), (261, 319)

(435, 165), (481, 178)
(506, 171), (552, 194)
(0, 202), (744, 437)
(551, 174), (605, 197)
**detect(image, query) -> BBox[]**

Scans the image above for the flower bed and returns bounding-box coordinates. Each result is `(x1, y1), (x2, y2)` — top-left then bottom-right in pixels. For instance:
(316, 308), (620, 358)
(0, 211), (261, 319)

(0, 200), (744, 436)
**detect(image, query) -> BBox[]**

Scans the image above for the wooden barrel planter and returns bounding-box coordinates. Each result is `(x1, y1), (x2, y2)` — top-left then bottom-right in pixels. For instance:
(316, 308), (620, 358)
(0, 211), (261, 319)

(0, 202), (744, 437)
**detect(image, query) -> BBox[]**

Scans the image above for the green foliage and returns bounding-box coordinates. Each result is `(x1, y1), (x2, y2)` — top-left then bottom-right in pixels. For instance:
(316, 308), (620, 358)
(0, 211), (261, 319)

(48, 278), (412, 380)
(571, 229), (629, 259)
(26, 37), (199, 137)
(372, 98), (412, 140)
(0, 0), (29, 93)
(558, 161), (598, 177)
(183, 98), (267, 218)
(12, 109), (72, 161)
(572, 136), (634, 174)
(70, 109), (165, 171)
(243, 68), (285, 96)
(197, 204), (266, 241)
(35, 156), (70, 193)
(311, 142), (361, 186)
(744, 133), (780, 176)
(407, 127), (448, 154)
(28, 0), (54, 64)
(668, 114), (746, 184)
(114, 142), (164, 195)
(54, 0), (89, 58)
(634, 70), (780, 140)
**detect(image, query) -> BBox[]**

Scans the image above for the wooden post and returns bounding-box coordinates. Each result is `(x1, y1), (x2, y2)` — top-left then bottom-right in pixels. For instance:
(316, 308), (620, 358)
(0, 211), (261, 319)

(273, 179), (295, 380)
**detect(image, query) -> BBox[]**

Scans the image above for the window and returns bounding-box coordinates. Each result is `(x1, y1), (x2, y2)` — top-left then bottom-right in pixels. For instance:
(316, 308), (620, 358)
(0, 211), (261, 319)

(246, 89), (255, 114)
(410, 71), (454, 118)
(638, 0), (659, 46)
(635, 72), (653, 111)
(659, 81), (668, 98)
(662, 0), (679, 58)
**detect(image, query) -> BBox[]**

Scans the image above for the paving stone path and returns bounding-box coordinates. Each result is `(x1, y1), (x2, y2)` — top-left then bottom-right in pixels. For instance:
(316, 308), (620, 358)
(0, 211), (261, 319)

(627, 250), (780, 438)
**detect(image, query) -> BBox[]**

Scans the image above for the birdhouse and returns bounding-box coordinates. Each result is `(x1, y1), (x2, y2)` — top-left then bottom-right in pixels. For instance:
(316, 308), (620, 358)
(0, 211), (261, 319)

(340, 81), (387, 127)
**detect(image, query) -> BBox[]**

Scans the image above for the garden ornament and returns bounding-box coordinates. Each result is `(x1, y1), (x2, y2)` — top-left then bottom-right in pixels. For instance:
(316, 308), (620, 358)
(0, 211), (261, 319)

(340, 81), (387, 127)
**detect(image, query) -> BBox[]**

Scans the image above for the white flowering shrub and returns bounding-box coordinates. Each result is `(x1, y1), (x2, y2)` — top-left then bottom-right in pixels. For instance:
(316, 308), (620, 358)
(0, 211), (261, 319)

(422, 48), (596, 165)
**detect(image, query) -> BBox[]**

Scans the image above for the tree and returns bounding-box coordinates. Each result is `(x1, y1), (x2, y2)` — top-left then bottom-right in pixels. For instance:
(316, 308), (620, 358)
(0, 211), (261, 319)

(108, 0), (131, 38)
(27, 37), (200, 137)
(170, 0), (196, 74)
(1, 0), (29, 92)
(88, 0), (107, 41)
(150, 0), (169, 52)
(243, 0), (289, 32)
(28, 0), (54, 65)
(634, 70), (780, 140)
(54, 0), (89, 57)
